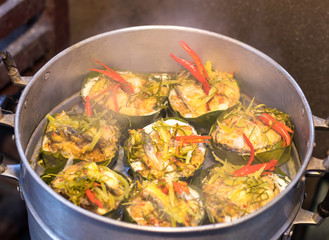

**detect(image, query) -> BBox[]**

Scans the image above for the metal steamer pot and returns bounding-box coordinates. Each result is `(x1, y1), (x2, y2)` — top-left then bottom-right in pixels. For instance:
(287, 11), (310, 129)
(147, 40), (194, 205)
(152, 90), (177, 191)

(0, 26), (328, 240)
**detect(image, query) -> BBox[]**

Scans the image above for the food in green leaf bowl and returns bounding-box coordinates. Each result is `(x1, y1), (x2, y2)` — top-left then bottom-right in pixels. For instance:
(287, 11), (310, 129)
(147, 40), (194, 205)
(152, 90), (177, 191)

(168, 41), (240, 133)
(201, 159), (289, 223)
(40, 110), (120, 167)
(124, 178), (205, 227)
(209, 101), (294, 166)
(80, 60), (175, 129)
(124, 118), (208, 181)
(47, 161), (130, 216)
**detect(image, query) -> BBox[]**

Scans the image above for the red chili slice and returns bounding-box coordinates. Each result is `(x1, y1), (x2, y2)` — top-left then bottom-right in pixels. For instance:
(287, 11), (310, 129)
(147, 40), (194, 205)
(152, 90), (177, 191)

(242, 133), (255, 166)
(258, 113), (292, 147)
(85, 189), (95, 203)
(89, 60), (134, 94)
(170, 41), (211, 95)
(233, 134), (278, 177)
(233, 159), (278, 177)
(85, 96), (92, 116)
(172, 181), (189, 194)
(178, 40), (210, 81)
(175, 135), (211, 144)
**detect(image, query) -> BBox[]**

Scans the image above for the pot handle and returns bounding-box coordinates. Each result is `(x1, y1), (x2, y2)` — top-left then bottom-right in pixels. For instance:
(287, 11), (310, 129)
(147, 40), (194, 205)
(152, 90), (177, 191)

(0, 50), (31, 127)
(313, 115), (329, 128)
(283, 115), (329, 239)
(0, 50), (32, 87)
(310, 115), (329, 220)
(0, 95), (21, 180)
(305, 155), (329, 221)
(306, 115), (329, 175)
(0, 94), (18, 127)
(0, 152), (20, 181)
(0, 50), (28, 183)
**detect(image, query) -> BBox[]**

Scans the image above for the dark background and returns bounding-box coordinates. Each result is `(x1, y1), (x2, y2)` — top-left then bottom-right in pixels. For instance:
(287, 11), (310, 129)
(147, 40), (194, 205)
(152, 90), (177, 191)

(0, 0), (328, 239)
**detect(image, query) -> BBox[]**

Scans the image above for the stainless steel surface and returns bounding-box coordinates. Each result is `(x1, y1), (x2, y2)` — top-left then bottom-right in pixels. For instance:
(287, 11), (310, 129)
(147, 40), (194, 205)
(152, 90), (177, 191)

(0, 111), (15, 127)
(293, 208), (319, 226)
(285, 199), (328, 234)
(306, 156), (329, 176)
(0, 163), (20, 181)
(313, 116), (329, 128)
(11, 76), (32, 87)
(282, 209), (320, 240)
(312, 212), (326, 226)
(0, 50), (32, 87)
(0, 26), (319, 239)
(280, 115), (329, 235)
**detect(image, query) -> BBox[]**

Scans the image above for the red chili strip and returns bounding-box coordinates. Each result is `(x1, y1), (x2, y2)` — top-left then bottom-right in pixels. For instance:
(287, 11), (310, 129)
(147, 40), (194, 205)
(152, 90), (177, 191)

(172, 181), (189, 194)
(181, 140), (210, 144)
(175, 135), (211, 144)
(85, 189), (95, 204)
(170, 53), (211, 95)
(161, 186), (169, 194)
(258, 113), (292, 147)
(86, 189), (104, 208)
(175, 135), (211, 140)
(179, 40), (210, 81)
(259, 113), (293, 133)
(233, 159), (278, 177)
(89, 68), (134, 94)
(90, 60), (134, 93)
(92, 60), (127, 85)
(85, 96), (93, 116)
(242, 133), (255, 166)
(94, 197), (104, 209)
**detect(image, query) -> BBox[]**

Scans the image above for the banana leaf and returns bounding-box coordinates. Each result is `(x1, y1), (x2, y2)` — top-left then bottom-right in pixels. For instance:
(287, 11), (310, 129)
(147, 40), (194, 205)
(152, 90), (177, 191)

(210, 140), (291, 166)
(40, 148), (119, 169)
(167, 100), (228, 134)
(40, 157), (82, 185)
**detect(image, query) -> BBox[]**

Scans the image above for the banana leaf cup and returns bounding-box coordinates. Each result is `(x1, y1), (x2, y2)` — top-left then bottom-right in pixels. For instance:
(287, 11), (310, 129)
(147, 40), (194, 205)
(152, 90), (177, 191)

(80, 64), (177, 130)
(209, 102), (294, 166)
(124, 118), (208, 181)
(40, 110), (120, 168)
(42, 161), (130, 217)
(199, 160), (290, 223)
(167, 60), (241, 134)
(169, 40), (240, 134)
(123, 179), (205, 227)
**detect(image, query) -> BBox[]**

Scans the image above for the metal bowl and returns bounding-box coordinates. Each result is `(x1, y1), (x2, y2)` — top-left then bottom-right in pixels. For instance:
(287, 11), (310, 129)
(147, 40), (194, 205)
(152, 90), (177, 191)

(1, 26), (327, 240)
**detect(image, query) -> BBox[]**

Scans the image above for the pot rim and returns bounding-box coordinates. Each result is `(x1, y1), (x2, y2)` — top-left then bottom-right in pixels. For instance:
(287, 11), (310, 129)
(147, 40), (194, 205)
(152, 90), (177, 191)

(14, 25), (315, 232)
